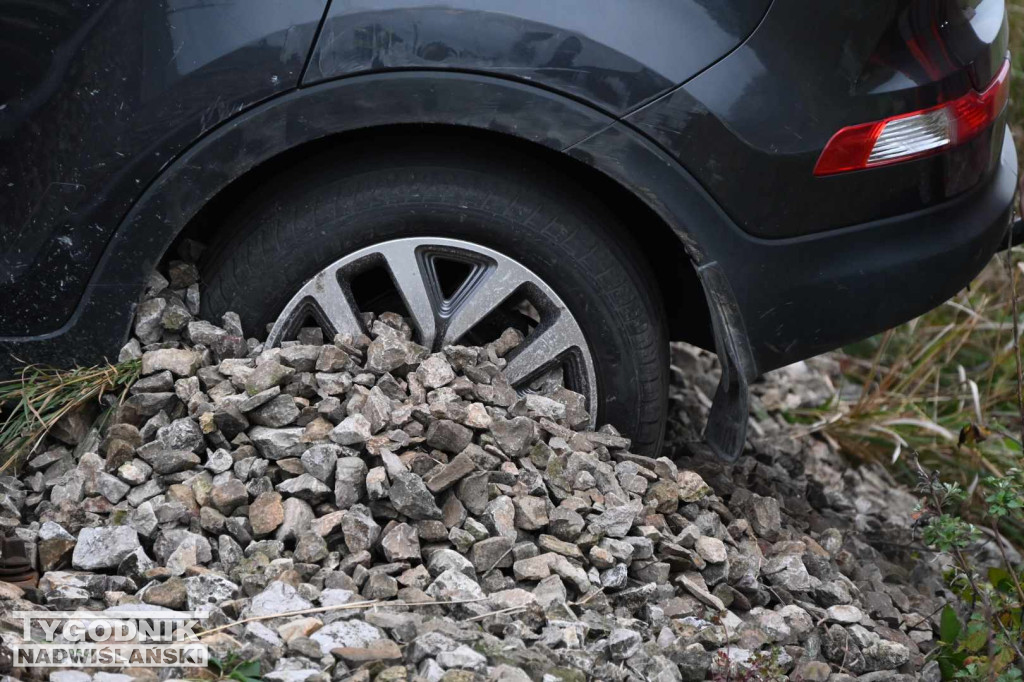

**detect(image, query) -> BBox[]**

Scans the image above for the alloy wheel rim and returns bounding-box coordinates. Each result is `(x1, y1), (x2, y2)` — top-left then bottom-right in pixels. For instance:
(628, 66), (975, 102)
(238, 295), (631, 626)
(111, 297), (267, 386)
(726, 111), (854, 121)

(266, 237), (598, 424)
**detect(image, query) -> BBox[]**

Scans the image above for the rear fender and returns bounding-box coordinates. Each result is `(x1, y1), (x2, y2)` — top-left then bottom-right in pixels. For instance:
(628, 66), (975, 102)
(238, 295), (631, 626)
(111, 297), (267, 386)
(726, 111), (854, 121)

(0, 72), (620, 371)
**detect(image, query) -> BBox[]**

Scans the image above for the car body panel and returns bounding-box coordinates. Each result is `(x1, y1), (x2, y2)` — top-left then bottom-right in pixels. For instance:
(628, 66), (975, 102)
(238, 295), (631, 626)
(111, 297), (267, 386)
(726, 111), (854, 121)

(0, 0), (328, 336)
(0, 72), (617, 373)
(628, 0), (1010, 238)
(2, 66), (1015, 379)
(0, 0), (1015, 391)
(568, 121), (1017, 373)
(303, 0), (771, 115)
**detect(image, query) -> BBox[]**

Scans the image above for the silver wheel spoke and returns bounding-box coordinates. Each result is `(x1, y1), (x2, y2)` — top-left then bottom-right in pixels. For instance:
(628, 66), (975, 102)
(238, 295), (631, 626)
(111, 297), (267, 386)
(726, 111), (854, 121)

(504, 313), (578, 385)
(380, 243), (437, 349)
(441, 263), (527, 346)
(268, 237), (598, 426)
(307, 269), (363, 338)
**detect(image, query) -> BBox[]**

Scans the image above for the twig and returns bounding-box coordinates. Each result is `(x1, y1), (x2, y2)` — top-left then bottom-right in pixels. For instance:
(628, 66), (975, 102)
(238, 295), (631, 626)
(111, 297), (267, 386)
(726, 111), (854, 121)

(569, 588), (604, 607)
(198, 596), (487, 638)
(465, 605), (529, 622)
(1006, 225), (1024, 448)
(925, 471), (1024, 667)
(481, 546), (514, 576)
(990, 521), (1024, 609)
(853, 329), (894, 416)
(904, 601), (949, 631)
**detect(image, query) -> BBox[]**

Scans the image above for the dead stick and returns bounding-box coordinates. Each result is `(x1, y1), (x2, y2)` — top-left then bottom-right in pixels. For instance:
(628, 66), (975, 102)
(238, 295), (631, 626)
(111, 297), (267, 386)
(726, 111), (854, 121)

(465, 605), (529, 622)
(199, 596), (488, 639)
(1006, 222), (1024, 447)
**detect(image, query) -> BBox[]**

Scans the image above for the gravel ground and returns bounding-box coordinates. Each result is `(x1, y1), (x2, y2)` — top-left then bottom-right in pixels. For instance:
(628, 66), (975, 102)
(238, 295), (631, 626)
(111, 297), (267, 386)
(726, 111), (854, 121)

(0, 259), (952, 682)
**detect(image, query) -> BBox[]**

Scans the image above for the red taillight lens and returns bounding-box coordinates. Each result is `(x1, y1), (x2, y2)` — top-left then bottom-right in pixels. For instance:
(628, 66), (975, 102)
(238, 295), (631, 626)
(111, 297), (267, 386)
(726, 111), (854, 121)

(814, 59), (1010, 176)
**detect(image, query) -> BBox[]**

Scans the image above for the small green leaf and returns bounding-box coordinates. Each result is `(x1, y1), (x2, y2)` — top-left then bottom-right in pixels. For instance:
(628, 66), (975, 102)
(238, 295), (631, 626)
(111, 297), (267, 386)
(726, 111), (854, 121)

(998, 667), (1024, 682)
(940, 605), (962, 644)
(993, 645), (1015, 672)
(233, 660), (261, 677)
(963, 624), (987, 653)
(989, 567), (1013, 590)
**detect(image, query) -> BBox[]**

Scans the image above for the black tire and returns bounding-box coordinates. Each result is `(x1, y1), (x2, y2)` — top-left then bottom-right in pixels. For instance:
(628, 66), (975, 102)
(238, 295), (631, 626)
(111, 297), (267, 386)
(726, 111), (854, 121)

(201, 143), (669, 454)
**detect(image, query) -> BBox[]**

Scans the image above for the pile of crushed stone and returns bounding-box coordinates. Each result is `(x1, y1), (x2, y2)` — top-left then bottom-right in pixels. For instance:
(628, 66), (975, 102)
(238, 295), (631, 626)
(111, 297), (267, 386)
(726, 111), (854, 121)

(0, 258), (952, 682)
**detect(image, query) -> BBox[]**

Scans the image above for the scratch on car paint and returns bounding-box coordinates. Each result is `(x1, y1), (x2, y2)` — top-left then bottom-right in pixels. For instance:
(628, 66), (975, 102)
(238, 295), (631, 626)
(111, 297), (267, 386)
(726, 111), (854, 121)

(168, 40), (185, 66)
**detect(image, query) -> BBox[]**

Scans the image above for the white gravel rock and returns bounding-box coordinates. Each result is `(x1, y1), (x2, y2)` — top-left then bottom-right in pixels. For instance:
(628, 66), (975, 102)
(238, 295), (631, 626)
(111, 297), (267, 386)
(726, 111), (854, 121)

(72, 527), (141, 570)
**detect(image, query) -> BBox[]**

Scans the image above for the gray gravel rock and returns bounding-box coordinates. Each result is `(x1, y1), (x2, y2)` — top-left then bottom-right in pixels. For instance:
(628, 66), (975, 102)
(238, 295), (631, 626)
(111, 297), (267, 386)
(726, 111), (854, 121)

(293, 531), (328, 564)
(329, 414), (372, 446)
(424, 450), (476, 493)
(490, 416), (535, 456)
(588, 503), (637, 538)
(309, 620), (383, 651)
(365, 334), (427, 373)
(245, 359), (295, 395)
(138, 448), (200, 475)
(334, 457), (367, 509)
(246, 580), (313, 618)
(12, 260), (954, 682)
(155, 417), (205, 452)
(427, 568), (485, 600)
(249, 426), (306, 460)
(381, 522), (420, 562)
(341, 504), (380, 553)
(437, 644), (487, 671)
(428, 548), (476, 579)
(275, 497), (314, 543)
(389, 471), (442, 520)
(746, 493), (783, 539)
(141, 348), (201, 376)
(470, 535), (514, 572)
(425, 419), (473, 454)
(416, 353), (456, 388)
(301, 444), (339, 482)
(277, 474), (331, 504)
(249, 394), (300, 427)
(71, 526), (141, 570)
(608, 628), (642, 660)
(185, 574), (239, 611)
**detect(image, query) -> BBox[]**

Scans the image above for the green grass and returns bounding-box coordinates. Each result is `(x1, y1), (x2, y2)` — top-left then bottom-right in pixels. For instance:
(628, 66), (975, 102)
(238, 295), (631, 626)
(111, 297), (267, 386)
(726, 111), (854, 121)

(817, 3), (1024, 538)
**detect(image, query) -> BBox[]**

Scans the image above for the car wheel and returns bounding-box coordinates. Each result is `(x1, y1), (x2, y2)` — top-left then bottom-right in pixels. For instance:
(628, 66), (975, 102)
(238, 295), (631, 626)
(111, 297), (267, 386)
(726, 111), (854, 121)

(201, 144), (668, 454)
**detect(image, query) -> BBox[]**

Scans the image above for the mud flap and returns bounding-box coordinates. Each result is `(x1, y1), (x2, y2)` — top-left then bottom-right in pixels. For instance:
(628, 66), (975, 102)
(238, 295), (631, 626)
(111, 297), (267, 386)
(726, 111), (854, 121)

(704, 346), (750, 462)
(696, 261), (757, 462)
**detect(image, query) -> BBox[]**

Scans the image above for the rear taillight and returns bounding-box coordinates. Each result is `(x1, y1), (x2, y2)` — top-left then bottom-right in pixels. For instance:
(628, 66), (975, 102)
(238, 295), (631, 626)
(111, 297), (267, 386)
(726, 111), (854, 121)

(814, 59), (1010, 176)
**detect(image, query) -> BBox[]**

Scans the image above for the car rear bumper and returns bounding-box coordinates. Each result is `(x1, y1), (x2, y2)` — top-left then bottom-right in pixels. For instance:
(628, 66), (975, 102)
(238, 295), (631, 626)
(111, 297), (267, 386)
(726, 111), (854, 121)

(724, 125), (1018, 374)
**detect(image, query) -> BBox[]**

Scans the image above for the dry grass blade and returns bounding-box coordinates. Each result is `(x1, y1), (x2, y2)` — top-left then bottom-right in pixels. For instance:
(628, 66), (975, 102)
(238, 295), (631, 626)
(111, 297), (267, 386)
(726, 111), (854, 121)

(784, 250), (1024, 541)
(0, 359), (141, 472)
(1010, 227), (1024, 446)
(197, 596), (488, 639)
(881, 418), (956, 442)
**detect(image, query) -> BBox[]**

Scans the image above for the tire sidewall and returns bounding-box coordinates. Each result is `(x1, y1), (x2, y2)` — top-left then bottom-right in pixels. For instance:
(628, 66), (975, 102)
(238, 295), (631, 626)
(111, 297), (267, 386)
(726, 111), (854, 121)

(203, 162), (667, 452)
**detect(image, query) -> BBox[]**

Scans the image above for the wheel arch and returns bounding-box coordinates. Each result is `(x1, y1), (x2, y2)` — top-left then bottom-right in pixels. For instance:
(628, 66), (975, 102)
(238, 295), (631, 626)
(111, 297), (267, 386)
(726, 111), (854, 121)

(1, 70), (723, 373)
(179, 123), (714, 350)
